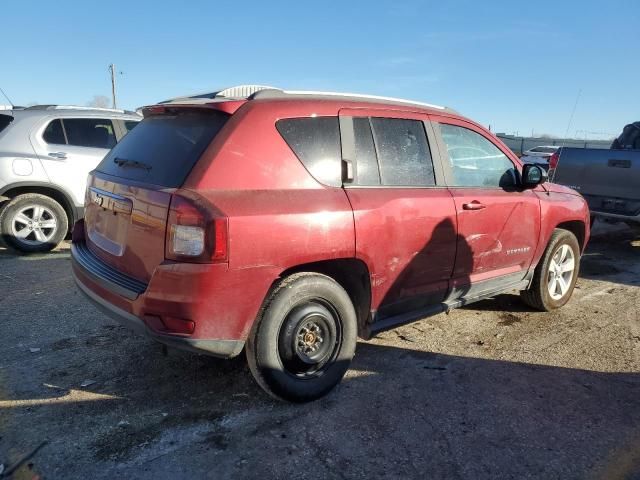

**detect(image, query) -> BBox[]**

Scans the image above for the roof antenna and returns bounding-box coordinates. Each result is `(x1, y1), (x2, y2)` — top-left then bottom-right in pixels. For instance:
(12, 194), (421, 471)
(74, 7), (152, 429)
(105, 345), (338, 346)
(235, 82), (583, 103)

(0, 86), (14, 108)
(550, 89), (581, 183)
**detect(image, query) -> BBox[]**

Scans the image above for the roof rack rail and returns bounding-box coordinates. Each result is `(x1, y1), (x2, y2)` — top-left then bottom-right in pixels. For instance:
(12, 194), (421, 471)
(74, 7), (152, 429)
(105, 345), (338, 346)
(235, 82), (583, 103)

(23, 105), (138, 115)
(157, 84), (452, 112)
(251, 89), (448, 111)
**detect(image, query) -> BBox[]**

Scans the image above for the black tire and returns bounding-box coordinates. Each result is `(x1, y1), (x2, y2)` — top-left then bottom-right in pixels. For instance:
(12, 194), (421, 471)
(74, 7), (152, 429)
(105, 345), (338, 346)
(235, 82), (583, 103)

(521, 229), (580, 311)
(625, 221), (640, 235)
(246, 273), (357, 403)
(0, 201), (7, 247)
(0, 193), (68, 253)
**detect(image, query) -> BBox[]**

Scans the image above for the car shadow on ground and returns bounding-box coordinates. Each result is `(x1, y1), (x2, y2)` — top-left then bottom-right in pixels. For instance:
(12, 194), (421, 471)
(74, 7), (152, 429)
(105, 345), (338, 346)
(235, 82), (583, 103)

(1, 227), (639, 478)
(580, 223), (640, 288)
(2, 334), (639, 479)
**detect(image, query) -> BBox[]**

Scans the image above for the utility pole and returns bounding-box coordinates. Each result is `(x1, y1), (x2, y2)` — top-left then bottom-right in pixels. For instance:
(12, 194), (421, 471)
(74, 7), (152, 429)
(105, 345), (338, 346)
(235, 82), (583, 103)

(108, 63), (117, 109)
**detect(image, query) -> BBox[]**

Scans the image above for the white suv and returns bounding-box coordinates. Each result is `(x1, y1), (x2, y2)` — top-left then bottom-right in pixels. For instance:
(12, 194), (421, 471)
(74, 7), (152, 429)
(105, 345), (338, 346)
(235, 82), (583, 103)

(0, 105), (141, 252)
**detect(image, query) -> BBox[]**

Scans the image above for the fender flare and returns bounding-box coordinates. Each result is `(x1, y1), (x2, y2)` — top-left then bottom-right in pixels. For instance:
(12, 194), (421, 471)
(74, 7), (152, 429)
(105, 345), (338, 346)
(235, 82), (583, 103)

(0, 181), (83, 225)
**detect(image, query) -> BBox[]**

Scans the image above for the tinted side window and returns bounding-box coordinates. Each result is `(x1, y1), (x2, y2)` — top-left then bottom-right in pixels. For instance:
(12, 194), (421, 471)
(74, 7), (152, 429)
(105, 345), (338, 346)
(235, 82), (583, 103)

(125, 121), (139, 132)
(276, 117), (341, 187)
(370, 118), (435, 186)
(43, 119), (66, 145)
(440, 124), (516, 188)
(63, 118), (117, 149)
(0, 114), (13, 135)
(353, 118), (380, 185)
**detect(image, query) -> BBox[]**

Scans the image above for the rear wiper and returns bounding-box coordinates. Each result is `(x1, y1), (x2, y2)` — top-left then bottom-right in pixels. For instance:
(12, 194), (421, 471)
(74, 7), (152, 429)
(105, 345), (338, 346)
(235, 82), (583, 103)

(113, 157), (152, 171)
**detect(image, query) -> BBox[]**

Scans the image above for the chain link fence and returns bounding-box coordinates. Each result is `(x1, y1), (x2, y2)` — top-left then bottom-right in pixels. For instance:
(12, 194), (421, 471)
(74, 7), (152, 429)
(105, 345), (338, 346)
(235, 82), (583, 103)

(496, 134), (611, 156)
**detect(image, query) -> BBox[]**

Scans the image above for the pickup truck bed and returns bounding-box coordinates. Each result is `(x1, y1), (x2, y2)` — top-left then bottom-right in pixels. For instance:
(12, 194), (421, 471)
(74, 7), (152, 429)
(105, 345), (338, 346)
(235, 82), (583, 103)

(552, 147), (640, 223)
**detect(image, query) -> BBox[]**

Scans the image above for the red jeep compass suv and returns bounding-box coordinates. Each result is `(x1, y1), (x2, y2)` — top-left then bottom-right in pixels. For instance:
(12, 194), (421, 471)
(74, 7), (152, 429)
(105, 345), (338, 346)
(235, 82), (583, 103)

(72, 85), (590, 402)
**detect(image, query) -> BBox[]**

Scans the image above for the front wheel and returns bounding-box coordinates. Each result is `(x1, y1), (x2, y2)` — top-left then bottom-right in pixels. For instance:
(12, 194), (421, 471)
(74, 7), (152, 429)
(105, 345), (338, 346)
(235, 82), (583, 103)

(246, 273), (357, 403)
(521, 229), (580, 311)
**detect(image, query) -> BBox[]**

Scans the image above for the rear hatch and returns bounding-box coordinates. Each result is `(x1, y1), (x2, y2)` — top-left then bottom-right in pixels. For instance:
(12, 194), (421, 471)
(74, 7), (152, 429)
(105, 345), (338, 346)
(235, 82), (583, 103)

(84, 108), (229, 282)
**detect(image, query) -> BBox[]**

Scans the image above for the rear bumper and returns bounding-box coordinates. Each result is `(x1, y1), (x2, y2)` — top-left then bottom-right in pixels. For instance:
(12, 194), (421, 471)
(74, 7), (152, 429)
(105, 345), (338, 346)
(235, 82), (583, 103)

(71, 240), (246, 358)
(74, 277), (244, 357)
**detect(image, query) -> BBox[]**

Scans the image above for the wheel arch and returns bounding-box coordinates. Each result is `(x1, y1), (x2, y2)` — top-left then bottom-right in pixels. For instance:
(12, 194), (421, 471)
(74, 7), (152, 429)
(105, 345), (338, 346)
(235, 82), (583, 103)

(278, 258), (373, 336)
(555, 220), (586, 253)
(0, 182), (80, 231)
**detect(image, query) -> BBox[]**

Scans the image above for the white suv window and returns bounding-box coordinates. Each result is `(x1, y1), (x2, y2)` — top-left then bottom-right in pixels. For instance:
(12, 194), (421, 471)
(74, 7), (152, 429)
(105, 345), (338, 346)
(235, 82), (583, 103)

(64, 118), (116, 149)
(43, 119), (66, 145)
(42, 118), (116, 149)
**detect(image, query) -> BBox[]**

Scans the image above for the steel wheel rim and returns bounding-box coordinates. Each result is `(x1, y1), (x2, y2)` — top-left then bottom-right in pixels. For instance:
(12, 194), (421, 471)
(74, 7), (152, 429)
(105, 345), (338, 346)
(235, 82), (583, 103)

(547, 244), (575, 300)
(10, 204), (58, 246)
(277, 300), (342, 378)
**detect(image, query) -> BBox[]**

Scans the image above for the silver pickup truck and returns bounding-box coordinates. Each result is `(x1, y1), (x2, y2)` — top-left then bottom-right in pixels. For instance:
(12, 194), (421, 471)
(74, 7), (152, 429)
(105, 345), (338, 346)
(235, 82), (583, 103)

(551, 124), (640, 226)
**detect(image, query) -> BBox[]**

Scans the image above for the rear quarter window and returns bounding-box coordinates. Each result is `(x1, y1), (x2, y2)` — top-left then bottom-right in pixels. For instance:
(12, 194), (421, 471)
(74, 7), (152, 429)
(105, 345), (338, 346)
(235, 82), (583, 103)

(96, 110), (229, 188)
(0, 114), (13, 136)
(124, 121), (139, 132)
(276, 117), (342, 187)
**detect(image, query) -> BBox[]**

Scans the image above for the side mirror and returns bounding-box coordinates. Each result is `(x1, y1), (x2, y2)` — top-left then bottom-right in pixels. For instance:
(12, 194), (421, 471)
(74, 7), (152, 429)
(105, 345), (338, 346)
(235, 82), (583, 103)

(522, 164), (548, 188)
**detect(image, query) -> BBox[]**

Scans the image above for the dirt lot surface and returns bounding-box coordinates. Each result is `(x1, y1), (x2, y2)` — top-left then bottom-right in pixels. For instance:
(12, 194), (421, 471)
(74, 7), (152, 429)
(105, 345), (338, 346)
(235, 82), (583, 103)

(1, 224), (639, 479)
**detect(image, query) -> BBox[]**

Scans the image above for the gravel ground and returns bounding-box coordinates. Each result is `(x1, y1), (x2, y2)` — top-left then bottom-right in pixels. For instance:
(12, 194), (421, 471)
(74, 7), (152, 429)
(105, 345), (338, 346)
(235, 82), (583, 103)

(0, 223), (639, 479)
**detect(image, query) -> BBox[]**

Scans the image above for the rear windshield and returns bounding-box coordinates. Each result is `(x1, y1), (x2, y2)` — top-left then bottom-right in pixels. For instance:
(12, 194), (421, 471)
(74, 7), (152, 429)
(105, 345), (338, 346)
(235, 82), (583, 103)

(95, 110), (229, 187)
(0, 114), (13, 135)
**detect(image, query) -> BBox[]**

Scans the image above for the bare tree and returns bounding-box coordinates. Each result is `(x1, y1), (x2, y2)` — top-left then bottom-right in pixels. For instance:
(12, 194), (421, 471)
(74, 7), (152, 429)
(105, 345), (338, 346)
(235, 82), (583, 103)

(86, 95), (110, 108)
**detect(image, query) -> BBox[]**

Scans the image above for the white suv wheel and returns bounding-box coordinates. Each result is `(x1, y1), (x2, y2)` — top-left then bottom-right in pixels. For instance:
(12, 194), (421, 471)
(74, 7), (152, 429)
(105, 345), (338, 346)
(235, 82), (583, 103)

(10, 204), (59, 246)
(0, 193), (68, 253)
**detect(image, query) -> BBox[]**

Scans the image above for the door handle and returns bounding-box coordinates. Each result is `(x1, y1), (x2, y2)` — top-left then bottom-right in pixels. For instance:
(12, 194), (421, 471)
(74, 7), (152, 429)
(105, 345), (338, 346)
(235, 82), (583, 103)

(462, 201), (486, 211)
(48, 152), (67, 160)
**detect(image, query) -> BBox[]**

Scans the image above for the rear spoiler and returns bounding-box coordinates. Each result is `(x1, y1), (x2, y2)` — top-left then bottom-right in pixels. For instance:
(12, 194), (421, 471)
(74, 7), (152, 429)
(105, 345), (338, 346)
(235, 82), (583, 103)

(141, 100), (246, 117)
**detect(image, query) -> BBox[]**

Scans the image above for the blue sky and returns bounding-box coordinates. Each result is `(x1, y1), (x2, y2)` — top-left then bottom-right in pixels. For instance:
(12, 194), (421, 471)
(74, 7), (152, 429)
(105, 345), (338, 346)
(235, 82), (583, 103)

(1, 0), (638, 138)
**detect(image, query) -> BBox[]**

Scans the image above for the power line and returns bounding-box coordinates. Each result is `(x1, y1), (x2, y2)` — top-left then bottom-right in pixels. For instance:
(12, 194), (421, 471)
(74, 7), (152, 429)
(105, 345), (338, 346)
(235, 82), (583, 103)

(0, 86), (14, 107)
(551, 89), (582, 182)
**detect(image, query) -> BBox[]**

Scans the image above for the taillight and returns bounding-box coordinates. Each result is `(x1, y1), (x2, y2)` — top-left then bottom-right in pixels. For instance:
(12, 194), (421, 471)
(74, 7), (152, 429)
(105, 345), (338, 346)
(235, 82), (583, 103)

(548, 151), (559, 169)
(165, 192), (228, 263)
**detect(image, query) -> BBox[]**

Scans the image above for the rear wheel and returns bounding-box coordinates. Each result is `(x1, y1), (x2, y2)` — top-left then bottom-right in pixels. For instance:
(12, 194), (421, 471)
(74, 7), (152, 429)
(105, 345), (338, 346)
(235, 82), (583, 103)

(0, 193), (68, 253)
(246, 273), (357, 403)
(521, 229), (580, 311)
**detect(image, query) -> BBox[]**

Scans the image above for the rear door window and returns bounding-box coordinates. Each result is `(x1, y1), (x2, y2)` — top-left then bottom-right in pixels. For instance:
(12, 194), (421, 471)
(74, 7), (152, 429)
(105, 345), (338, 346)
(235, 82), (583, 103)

(63, 118), (117, 149)
(43, 119), (66, 145)
(276, 117), (342, 187)
(370, 118), (435, 186)
(96, 110), (229, 188)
